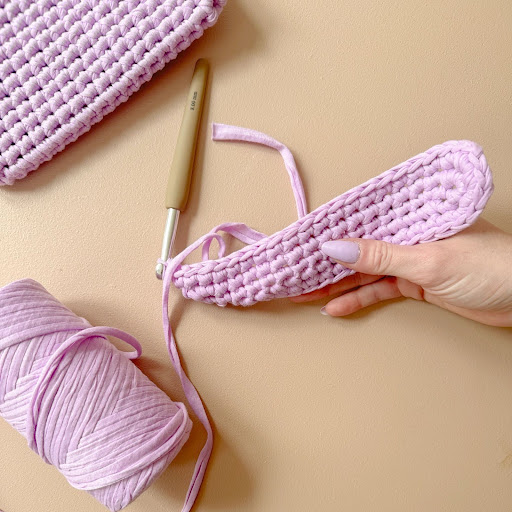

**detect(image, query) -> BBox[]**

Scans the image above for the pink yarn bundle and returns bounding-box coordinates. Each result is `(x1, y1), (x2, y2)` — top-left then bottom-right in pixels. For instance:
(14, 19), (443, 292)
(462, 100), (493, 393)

(0, 0), (226, 185)
(164, 124), (494, 306)
(0, 278), (211, 512)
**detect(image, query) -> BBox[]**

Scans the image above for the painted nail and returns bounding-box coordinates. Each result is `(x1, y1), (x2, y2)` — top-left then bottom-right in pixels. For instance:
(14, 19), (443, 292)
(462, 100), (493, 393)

(321, 241), (360, 263)
(320, 306), (329, 316)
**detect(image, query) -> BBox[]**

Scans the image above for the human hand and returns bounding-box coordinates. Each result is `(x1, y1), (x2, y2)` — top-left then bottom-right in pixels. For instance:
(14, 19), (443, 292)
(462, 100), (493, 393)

(291, 219), (512, 327)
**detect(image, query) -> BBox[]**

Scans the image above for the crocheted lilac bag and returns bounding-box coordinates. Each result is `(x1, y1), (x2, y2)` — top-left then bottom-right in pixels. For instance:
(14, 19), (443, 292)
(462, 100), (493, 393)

(160, 124), (494, 306)
(0, 0), (226, 185)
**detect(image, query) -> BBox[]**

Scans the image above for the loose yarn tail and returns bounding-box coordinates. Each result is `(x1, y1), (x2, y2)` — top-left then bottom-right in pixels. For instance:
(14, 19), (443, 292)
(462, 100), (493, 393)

(162, 259), (213, 512)
(159, 123), (309, 508)
(159, 220), (267, 509)
(211, 123), (308, 219)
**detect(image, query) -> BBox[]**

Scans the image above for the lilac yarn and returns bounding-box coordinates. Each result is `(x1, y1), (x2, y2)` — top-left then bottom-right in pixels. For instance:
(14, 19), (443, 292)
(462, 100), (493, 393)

(164, 124), (494, 306)
(0, 0), (226, 185)
(0, 278), (212, 512)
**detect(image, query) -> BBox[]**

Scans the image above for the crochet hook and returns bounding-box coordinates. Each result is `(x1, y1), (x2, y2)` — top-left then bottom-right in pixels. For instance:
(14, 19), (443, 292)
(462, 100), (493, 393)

(156, 58), (209, 279)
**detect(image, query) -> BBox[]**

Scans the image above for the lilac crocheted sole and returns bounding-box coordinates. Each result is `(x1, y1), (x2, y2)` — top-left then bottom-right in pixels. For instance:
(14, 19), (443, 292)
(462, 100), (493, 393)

(170, 126), (493, 307)
(0, 0), (225, 185)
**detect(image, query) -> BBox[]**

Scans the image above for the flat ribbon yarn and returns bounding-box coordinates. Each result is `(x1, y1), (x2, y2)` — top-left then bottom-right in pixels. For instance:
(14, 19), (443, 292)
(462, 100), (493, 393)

(0, 278), (209, 512)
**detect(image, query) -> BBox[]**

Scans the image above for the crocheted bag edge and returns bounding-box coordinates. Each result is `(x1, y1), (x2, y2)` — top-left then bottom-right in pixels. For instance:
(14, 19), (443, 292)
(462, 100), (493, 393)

(0, 0), (226, 186)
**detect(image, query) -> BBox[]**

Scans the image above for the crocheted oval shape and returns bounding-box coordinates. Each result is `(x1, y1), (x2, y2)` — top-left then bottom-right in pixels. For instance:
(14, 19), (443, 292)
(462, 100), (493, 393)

(0, 0), (225, 185)
(172, 140), (493, 306)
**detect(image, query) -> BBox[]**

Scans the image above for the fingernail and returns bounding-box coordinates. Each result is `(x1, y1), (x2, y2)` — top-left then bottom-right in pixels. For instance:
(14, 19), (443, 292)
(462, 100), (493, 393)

(321, 241), (360, 263)
(320, 306), (329, 316)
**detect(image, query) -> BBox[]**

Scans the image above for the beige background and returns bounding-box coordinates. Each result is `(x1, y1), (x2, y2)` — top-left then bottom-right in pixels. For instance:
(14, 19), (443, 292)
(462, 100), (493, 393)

(1, 1), (512, 511)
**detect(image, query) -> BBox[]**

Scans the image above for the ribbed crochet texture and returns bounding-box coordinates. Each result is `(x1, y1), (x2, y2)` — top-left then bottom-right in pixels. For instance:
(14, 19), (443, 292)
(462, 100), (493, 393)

(0, 278), (213, 512)
(164, 124), (494, 306)
(0, 0), (226, 185)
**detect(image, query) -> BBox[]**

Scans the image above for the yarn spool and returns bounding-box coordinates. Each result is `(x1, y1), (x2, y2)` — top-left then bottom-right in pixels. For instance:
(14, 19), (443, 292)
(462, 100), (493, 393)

(0, 279), (201, 512)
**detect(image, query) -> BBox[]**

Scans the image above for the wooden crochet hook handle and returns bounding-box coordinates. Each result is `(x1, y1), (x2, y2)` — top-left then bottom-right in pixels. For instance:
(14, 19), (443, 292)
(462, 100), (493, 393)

(156, 59), (209, 279)
(165, 58), (209, 210)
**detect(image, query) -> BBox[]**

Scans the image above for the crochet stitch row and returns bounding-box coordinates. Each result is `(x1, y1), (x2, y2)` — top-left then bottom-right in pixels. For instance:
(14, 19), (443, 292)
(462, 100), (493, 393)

(0, 0), (226, 185)
(168, 125), (493, 307)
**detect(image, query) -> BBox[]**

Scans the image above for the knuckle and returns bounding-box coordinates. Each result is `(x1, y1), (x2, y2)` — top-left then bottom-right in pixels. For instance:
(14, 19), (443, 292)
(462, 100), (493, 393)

(364, 241), (394, 274)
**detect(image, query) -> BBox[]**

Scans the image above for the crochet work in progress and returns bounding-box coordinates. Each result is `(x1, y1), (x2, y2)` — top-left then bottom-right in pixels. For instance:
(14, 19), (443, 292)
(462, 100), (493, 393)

(0, 0), (226, 185)
(163, 124), (494, 306)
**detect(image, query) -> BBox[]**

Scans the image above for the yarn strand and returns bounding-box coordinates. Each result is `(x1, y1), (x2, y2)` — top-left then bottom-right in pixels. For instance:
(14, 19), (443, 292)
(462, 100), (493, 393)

(155, 123), (313, 508)
(162, 256), (213, 512)
(211, 123), (308, 219)
(0, 279), (195, 511)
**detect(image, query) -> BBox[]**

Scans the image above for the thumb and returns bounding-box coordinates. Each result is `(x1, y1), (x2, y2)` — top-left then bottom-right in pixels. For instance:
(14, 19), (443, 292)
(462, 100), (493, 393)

(320, 238), (426, 282)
